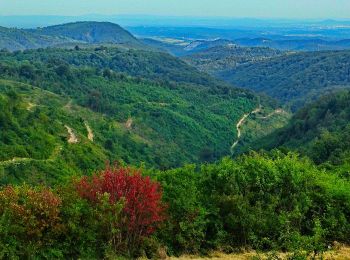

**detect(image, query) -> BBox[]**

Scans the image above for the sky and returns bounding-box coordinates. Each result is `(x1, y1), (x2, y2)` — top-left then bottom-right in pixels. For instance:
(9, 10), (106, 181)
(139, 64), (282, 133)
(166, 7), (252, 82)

(1, 0), (350, 19)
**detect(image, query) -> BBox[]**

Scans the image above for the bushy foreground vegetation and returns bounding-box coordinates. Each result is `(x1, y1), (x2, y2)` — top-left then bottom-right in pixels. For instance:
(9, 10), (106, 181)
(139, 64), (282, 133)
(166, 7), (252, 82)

(1, 152), (349, 258)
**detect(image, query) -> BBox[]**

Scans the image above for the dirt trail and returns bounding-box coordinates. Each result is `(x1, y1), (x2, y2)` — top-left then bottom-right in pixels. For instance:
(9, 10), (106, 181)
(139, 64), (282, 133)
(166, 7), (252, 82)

(65, 125), (78, 144)
(0, 145), (63, 166)
(231, 106), (261, 153)
(85, 122), (94, 141)
(125, 118), (133, 129)
(64, 100), (73, 110)
(230, 107), (286, 154)
(26, 102), (36, 111)
(256, 108), (286, 119)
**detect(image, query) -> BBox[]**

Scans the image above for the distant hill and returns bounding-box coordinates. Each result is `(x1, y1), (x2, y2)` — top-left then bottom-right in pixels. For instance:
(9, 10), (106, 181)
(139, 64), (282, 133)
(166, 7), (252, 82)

(0, 22), (145, 51)
(234, 37), (350, 51)
(0, 26), (76, 51)
(34, 22), (142, 46)
(183, 45), (284, 74)
(183, 39), (235, 52)
(141, 38), (238, 56)
(219, 50), (350, 110)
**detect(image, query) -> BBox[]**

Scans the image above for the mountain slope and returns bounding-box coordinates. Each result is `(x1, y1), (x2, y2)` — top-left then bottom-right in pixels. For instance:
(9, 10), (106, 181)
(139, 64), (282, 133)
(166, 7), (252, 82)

(219, 50), (350, 109)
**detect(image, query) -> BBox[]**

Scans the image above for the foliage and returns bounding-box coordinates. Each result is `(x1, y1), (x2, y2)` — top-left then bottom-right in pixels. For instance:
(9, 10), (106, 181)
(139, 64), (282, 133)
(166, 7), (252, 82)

(0, 153), (349, 257)
(76, 166), (166, 256)
(154, 165), (208, 255)
(153, 152), (350, 255)
(0, 185), (63, 258)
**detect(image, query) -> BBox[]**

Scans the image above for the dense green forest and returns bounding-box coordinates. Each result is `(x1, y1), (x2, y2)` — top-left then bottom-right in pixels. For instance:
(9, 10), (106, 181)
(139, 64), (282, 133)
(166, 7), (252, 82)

(219, 50), (350, 110)
(256, 90), (350, 174)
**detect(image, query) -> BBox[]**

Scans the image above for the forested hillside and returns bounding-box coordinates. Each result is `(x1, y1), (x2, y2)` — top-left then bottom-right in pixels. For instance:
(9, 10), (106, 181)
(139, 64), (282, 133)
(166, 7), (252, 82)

(257, 90), (350, 172)
(220, 50), (350, 109)
(0, 47), (227, 87)
(0, 47), (289, 184)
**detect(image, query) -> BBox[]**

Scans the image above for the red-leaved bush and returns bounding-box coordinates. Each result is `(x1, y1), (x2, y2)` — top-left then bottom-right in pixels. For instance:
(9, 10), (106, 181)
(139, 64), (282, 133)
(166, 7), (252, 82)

(75, 166), (166, 253)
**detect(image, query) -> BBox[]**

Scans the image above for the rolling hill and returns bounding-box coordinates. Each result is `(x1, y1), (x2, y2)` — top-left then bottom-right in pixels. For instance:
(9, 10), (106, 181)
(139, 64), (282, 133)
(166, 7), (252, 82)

(219, 50), (350, 110)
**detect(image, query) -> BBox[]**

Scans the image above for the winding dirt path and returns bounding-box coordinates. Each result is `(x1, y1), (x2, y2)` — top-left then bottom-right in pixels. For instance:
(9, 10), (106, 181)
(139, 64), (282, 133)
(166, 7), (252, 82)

(230, 107), (286, 154)
(0, 146), (63, 166)
(125, 118), (133, 129)
(85, 122), (94, 142)
(65, 125), (78, 144)
(230, 106), (262, 153)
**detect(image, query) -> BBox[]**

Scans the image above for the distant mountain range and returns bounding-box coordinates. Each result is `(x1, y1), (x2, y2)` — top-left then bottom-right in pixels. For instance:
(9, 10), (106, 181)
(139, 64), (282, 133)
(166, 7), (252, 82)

(0, 21), (144, 51)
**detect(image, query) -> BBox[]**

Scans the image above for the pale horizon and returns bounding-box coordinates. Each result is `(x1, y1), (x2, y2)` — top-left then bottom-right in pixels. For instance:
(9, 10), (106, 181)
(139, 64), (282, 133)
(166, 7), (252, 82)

(2, 0), (350, 19)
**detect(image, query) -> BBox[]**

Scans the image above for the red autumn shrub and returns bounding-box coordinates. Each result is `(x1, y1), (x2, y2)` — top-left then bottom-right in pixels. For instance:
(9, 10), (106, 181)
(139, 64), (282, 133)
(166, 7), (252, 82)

(75, 166), (166, 253)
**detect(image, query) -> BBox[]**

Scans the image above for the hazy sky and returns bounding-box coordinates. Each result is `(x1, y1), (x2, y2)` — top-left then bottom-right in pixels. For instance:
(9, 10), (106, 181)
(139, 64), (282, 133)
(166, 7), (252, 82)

(1, 0), (350, 19)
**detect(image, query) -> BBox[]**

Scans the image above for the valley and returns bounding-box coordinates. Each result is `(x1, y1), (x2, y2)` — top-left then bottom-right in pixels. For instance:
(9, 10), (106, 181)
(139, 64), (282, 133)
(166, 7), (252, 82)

(0, 17), (349, 259)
